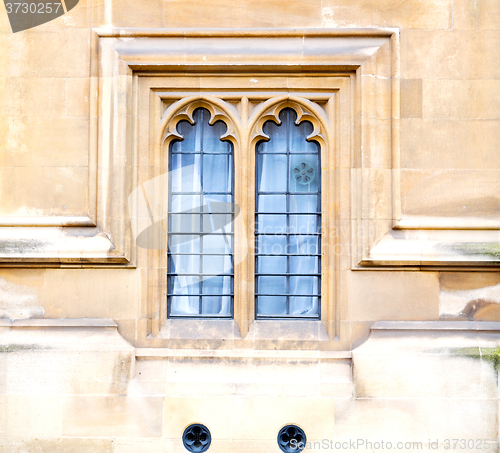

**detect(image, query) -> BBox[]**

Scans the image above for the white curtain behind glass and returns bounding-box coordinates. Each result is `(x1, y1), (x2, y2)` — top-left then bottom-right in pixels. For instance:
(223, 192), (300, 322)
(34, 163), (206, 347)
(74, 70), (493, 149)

(256, 108), (320, 317)
(168, 108), (233, 317)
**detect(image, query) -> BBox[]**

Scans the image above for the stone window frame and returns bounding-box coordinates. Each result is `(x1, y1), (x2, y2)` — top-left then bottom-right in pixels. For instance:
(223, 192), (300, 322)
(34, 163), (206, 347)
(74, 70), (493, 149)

(0, 28), (497, 344)
(162, 99), (327, 323)
(154, 93), (335, 337)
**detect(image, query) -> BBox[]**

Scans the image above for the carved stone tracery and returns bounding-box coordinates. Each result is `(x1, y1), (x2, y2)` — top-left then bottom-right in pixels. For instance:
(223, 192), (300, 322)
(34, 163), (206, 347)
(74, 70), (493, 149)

(158, 95), (330, 152)
(249, 97), (330, 150)
(155, 94), (333, 338)
(159, 96), (241, 153)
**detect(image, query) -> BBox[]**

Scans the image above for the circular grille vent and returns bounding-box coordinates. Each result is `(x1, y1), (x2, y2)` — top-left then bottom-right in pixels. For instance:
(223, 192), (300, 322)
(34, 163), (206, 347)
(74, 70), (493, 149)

(182, 424), (211, 452)
(277, 425), (306, 452)
(292, 161), (315, 185)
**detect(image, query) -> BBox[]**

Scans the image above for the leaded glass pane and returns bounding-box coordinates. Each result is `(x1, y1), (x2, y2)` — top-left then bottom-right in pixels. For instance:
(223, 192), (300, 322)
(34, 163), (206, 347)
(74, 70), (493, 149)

(202, 154), (232, 193)
(289, 255), (319, 274)
(258, 256), (287, 274)
(258, 296), (287, 315)
(258, 276), (287, 294)
(289, 195), (317, 213)
(258, 195), (287, 213)
(289, 297), (319, 315)
(168, 108), (234, 317)
(257, 214), (287, 234)
(257, 154), (287, 192)
(255, 108), (321, 318)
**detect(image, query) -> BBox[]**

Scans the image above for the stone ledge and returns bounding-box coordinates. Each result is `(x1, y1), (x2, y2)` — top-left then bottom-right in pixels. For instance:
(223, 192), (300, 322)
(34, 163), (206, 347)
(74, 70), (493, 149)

(157, 319), (241, 340)
(247, 320), (331, 341)
(0, 318), (135, 395)
(94, 27), (397, 38)
(0, 318), (118, 328)
(135, 347), (351, 360)
(353, 321), (500, 400)
(371, 321), (500, 331)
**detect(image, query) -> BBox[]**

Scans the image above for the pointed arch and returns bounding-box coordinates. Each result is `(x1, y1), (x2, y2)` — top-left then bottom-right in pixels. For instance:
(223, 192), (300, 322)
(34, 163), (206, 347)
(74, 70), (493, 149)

(248, 96), (331, 151)
(164, 103), (237, 319)
(253, 102), (325, 319)
(158, 95), (242, 152)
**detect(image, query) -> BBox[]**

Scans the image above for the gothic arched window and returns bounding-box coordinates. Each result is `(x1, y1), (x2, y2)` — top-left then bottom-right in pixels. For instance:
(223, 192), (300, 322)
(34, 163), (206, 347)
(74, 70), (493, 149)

(255, 108), (321, 318)
(167, 108), (234, 317)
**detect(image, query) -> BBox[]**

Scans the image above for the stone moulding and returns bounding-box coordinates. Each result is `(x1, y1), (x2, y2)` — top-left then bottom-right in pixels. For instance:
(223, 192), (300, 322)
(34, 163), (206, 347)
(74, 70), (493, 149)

(0, 318), (135, 395)
(352, 321), (500, 406)
(150, 92), (337, 338)
(0, 28), (497, 269)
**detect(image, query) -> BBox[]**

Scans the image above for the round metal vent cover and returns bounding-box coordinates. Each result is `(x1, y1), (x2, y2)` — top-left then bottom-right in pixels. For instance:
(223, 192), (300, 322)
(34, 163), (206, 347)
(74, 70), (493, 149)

(292, 161), (315, 185)
(277, 424), (306, 452)
(182, 423), (211, 452)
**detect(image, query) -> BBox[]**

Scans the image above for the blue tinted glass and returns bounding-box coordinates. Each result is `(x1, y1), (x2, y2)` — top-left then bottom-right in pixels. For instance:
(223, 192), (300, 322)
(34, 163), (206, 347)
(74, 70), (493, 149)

(290, 121), (319, 154)
(258, 112), (287, 153)
(257, 215), (287, 234)
(290, 297), (319, 315)
(170, 154), (201, 193)
(170, 296), (200, 315)
(257, 235), (286, 256)
(202, 255), (233, 275)
(203, 154), (232, 193)
(205, 195), (232, 211)
(289, 236), (319, 255)
(168, 108), (233, 317)
(170, 275), (200, 295)
(171, 255), (200, 274)
(202, 234), (231, 254)
(203, 276), (231, 295)
(258, 276), (287, 294)
(258, 256), (287, 274)
(171, 195), (201, 213)
(289, 256), (319, 274)
(172, 109), (232, 154)
(289, 276), (319, 295)
(171, 118), (202, 153)
(289, 215), (318, 234)
(258, 195), (287, 213)
(170, 214), (201, 233)
(202, 296), (231, 315)
(257, 296), (287, 315)
(289, 195), (318, 213)
(168, 235), (200, 254)
(289, 155), (319, 193)
(202, 213), (233, 233)
(257, 154), (287, 192)
(255, 108), (321, 318)
(202, 119), (231, 153)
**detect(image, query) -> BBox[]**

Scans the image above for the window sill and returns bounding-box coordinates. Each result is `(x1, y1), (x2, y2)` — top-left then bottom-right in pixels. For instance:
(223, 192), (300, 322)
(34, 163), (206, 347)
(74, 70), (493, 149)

(157, 319), (242, 340)
(135, 347), (351, 360)
(247, 320), (330, 342)
(157, 319), (330, 342)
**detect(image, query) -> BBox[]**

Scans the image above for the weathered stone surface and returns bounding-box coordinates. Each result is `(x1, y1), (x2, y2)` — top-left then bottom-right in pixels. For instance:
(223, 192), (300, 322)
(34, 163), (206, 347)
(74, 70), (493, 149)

(353, 322), (500, 399)
(0, 0), (498, 449)
(321, 0), (452, 29)
(63, 395), (164, 437)
(402, 30), (500, 79)
(401, 169), (500, 218)
(347, 272), (440, 321)
(401, 119), (500, 169)
(0, 321), (135, 395)
(440, 273), (500, 320)
(0, 438), (113, 453)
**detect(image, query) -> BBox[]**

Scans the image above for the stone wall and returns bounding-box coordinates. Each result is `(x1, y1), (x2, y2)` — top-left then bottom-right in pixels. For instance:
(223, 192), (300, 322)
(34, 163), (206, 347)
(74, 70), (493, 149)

(0, 0), (499, 451)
